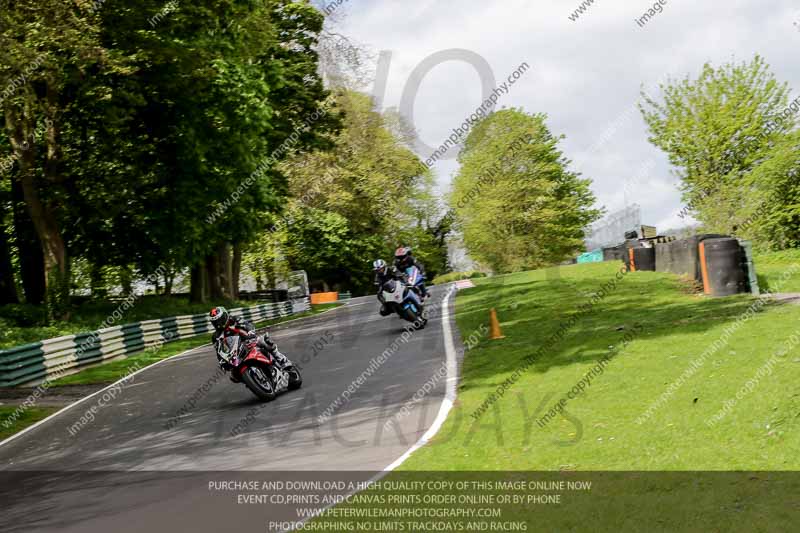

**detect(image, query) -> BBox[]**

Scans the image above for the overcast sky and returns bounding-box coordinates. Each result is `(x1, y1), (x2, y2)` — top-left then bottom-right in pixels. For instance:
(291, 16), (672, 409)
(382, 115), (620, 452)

(323, 0), (800, 233)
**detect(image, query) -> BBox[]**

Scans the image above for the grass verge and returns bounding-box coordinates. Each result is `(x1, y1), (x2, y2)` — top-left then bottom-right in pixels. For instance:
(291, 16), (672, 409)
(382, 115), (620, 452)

(755, 248), (800, 293)
(0, 406), (60, 440)
(397, 261), (800, 470)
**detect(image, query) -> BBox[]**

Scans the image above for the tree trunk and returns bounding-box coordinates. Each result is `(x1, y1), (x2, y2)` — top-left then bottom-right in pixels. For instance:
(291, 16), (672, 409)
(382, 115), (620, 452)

(206, 252), (224, 300)
(217, 243), (233, 300)
(232, 242), (242, 300)
(6, 99), (69, 320)
(119, 265), (134, 296)
(190, 263), (206, 303)
(164, 274), (173, 296)
(16, 159), (69, 320)
(89, 262), (107, 299)
(0, 221), (19, 304)
(10, 139), (45, 305)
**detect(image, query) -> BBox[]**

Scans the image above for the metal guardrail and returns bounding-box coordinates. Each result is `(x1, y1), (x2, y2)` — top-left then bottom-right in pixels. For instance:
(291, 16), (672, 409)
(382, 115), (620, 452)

(338, 292), (352, 300)
(238, 290), (289, 302)
(0, 298), (311, 387)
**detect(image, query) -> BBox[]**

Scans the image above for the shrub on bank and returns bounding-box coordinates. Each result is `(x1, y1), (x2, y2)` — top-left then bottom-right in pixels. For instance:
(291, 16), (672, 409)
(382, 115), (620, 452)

(432, 271), (487, 285)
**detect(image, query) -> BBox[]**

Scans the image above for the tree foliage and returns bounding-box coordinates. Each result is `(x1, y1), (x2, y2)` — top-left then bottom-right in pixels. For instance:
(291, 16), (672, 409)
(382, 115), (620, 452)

(0, 0), (340, 313)
(243, 90), (444, 294)
(640, 55), (800, 248)
(451, 109), (600, 273)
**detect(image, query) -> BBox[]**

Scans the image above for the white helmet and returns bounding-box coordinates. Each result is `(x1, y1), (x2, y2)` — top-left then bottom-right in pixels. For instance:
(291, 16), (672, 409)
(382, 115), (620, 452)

(373, 259), (387, 272)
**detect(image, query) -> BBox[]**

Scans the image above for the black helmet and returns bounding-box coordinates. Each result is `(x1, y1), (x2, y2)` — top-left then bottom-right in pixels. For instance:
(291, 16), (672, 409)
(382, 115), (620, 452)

(209, 306), (229, 330)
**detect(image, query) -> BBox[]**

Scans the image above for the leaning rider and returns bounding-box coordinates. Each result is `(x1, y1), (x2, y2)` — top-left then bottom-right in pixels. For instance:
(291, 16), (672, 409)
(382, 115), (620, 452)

(373, 259), (393, 289)
(393, 246), (429, 300)
(373, 259), (395, 316)
(209, 306), (289, 371)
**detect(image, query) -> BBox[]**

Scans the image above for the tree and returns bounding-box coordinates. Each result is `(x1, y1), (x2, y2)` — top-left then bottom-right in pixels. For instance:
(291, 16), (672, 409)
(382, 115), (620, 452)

(640, 55), (798, 246)
(0, 1), (131, 318)
(0, 0), (340, 313)
(0, 175), (18, 304)
(276, 90), (438, 294)
(451, 108), (600, 273)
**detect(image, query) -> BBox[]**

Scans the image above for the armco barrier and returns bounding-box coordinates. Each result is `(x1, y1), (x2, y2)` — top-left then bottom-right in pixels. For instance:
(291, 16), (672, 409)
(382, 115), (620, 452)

(0, 298), (310, 387)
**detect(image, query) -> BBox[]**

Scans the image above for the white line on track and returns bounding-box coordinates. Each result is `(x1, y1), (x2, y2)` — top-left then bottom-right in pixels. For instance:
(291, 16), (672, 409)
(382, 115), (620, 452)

(288, 286), (459, 532)
(382, 287), (457, 470)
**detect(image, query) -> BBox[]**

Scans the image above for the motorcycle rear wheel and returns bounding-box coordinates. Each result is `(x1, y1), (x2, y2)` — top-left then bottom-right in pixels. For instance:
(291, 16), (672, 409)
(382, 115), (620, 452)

(242, 366), (277, 401)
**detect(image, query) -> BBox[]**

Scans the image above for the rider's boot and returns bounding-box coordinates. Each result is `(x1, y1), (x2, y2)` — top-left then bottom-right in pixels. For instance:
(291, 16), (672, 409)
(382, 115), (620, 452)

(260, 335), (292, 368)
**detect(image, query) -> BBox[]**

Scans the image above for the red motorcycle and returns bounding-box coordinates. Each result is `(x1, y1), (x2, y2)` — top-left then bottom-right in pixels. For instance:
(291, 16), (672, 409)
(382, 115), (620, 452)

(217, 334), (302, 401)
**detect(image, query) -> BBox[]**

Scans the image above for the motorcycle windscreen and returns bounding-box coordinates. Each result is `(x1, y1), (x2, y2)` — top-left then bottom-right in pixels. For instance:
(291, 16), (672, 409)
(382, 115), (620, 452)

(405, 266), (420, 285)
(220, 336), (240, 361)
(382, 279), (397, 293)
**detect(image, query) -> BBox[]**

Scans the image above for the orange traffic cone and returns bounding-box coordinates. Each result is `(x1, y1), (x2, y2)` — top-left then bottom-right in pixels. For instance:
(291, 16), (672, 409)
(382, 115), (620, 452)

(489, 308), (505, 340)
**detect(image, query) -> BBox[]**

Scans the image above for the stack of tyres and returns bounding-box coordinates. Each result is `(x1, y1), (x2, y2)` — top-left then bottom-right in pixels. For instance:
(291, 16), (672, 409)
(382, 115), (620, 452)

(699, 238), (747, 296)
(602, 243), (627, 262)
(655, 234), (727, 280)
(623, 239), (641, 271)
(628, 247), (656, 271)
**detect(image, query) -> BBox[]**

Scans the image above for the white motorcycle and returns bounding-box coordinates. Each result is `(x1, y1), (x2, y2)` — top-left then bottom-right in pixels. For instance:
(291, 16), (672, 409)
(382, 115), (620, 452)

(377, 266), (427, 327)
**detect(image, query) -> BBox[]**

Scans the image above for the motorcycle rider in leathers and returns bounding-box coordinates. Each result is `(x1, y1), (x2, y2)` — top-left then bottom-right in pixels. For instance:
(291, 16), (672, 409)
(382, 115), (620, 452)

(209, 307), (290, 379)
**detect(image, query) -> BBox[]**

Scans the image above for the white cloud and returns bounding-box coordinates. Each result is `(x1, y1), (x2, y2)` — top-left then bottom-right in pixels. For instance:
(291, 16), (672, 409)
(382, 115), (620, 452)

(332, 0), (800, 232)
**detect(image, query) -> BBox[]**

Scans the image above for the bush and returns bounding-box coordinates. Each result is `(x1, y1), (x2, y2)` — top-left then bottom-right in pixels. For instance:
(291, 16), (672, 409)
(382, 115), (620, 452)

(0, 304), (48, 327)
(432, 271), (487, 285)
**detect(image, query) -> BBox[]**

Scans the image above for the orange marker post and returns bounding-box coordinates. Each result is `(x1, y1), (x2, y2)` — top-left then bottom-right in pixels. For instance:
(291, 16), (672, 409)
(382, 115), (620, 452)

(489, 308), (505, 340)
(699, 241), (711, 295)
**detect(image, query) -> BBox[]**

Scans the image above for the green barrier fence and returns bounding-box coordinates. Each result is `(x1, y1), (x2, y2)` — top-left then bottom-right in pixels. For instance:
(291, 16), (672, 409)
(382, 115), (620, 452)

(0, 298), (310, 387)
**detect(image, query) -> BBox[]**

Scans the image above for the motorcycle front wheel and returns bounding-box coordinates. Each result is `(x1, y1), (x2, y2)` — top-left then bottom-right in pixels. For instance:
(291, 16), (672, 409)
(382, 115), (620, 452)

(402, 308), (426, 328)
(241, 366), (277, 401)
(286, 365), (303, 390)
